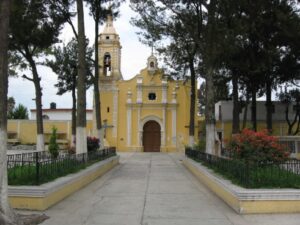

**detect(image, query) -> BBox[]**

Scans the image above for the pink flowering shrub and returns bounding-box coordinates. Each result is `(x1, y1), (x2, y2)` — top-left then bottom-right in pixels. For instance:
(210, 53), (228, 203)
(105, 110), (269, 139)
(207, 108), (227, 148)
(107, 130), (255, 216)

(87, 136), (100, 152)
(226, 129), (290, 163)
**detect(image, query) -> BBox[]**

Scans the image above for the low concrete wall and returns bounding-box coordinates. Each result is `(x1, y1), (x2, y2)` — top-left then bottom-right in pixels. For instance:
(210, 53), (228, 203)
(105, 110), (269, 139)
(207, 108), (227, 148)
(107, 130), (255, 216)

(8, 155), (119, 210)
(183, 157), (300, 214)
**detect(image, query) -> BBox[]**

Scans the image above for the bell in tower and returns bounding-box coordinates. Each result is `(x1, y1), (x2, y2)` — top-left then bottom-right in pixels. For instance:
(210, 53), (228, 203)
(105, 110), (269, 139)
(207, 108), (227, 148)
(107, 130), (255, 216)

(103, 53), (111, 76)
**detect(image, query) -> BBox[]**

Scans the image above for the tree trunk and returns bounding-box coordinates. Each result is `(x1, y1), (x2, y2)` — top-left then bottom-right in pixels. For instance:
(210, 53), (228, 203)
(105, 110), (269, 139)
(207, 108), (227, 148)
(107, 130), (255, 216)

(94, 15), (103, 148)
(205, 67), (215, 154)
(251, 88), (257, 131)
(286, 103), (298, 135)
(242, 93), (250, 129)
(205, 0), (217, 155)
(232, 71), (240, 134)
(0, 1), (20, 224)
(71, 81), (76, 148)
(76, 0), (87, 154)
(27, 55), (44, 151)
(266, 80), (273, 133)
(188, 58), (196, 146)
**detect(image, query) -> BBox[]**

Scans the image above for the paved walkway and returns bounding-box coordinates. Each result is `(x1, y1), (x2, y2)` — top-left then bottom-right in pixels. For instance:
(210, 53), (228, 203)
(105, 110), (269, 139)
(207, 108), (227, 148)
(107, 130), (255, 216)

(36, 153), (300, 225)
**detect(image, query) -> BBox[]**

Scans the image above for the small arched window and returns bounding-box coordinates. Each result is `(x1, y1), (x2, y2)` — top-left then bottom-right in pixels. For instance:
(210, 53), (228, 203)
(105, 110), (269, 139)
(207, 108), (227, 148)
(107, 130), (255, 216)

(103, 53), (111, 76)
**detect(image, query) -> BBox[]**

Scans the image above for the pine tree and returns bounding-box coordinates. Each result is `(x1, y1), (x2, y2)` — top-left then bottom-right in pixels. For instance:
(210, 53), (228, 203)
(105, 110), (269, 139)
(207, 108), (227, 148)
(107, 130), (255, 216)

(48, 127), (59, 159)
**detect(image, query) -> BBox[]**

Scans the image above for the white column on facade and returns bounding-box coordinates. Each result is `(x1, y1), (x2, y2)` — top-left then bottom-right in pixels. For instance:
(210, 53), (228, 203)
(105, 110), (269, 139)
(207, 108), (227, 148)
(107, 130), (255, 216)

(162, 108), (166, 146)
(172, 109), (177, 146)
(162, 79), (167, 104)
(137, 107), (141, 146)
(127, 108), (131, 146)
(172, 89), (177, 146)
(127, 90), (132, 146)
(112, 86), (118, 138)
(137, 76), (143, 103)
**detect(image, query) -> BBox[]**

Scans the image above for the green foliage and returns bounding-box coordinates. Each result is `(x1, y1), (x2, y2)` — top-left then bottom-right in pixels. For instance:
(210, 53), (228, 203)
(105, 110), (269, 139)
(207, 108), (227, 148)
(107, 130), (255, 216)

(48, 127), (59, 159)
(187, 149), (300, 189)
(226, 129), (290, 164)
(9, 0), (72, 68)
(8, 103), (29, 119)
(195, 139), (206, 152)
(47, 38), (94, 96)
(203, 159), (300, 189)
(8, 150), (116, 185)
(7, 96), (15, 119)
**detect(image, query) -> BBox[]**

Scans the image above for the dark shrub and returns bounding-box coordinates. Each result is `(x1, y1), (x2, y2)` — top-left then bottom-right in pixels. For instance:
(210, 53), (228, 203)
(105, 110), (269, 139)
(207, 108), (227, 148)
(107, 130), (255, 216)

(87, 136), (100, 152)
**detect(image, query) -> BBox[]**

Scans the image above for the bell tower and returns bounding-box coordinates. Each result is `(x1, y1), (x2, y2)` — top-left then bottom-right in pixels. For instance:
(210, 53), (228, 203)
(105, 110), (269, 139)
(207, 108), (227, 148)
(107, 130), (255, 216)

(99, 15), (122, 82)
(96, 15), (122, 147)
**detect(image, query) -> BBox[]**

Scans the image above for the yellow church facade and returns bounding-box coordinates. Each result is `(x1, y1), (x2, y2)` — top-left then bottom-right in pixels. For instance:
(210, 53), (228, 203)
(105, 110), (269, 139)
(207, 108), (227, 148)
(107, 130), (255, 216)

(7, 16), (199, 152)
(96, 16), (199, 152)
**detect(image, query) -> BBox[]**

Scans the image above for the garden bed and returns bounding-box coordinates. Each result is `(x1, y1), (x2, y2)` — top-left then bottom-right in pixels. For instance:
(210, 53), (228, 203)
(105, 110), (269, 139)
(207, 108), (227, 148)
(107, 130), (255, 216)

(7, 148), (116, 185)
(186, 148), (300, 189)
(8, 154), (119, 210)
(183, 156), (300, 214)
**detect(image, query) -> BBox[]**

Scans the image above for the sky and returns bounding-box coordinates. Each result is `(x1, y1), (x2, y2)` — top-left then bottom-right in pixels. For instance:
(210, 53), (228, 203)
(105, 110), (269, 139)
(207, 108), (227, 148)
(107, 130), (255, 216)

(8, 1), (152, 111)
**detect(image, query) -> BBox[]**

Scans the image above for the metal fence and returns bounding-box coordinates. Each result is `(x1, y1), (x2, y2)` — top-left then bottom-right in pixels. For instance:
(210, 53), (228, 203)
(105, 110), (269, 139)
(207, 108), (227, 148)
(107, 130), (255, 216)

(185, 147), (300, 188)
(8, 147), (116, 185)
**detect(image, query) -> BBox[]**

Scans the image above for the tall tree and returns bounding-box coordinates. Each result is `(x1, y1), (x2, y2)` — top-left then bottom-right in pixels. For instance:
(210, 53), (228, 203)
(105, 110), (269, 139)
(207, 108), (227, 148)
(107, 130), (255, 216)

(0, 1), (20, 224)
(47, 38), (93, 148)
(131, 0), (203, 147)
(76, 0), (88, 154)
(9, 0), (70, 151)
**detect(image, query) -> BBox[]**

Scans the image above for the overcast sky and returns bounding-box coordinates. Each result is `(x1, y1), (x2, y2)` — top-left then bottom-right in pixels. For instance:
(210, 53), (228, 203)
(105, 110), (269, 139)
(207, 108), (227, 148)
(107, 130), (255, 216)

(8, 1), (151, 111)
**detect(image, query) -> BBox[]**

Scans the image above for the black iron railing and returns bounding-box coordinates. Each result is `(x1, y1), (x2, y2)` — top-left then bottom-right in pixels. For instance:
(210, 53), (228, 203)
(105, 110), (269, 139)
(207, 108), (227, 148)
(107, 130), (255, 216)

(8, 147), (116, 185)
(185, 147), (300, 188)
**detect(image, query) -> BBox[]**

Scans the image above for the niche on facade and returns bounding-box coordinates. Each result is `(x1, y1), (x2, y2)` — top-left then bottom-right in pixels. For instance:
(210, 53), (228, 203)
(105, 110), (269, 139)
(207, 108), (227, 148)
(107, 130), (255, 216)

(148, 92), (156, 101)
(103, 53), (111, 76)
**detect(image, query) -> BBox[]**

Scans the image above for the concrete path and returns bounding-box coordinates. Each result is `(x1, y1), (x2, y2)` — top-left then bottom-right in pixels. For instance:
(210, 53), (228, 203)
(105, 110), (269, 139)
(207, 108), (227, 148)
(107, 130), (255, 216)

(37, 153), (300, 225)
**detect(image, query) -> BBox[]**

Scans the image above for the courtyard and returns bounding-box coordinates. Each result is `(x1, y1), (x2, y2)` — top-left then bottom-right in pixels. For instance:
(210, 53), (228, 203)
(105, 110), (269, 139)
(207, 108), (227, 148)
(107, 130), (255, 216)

(17, 152), (300, 225)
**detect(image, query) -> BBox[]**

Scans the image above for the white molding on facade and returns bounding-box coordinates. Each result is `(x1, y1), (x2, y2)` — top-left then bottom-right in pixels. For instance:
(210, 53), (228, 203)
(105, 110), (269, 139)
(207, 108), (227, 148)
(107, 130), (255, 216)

(162, 108), (166, 146)
(137, 107), (141, 146)
(162, 81), (167, 104)
(137, 76), (143, 103)
(172, 108), (177, 146)
(127, 107), (132, 146)
(112, 88), (118, 138)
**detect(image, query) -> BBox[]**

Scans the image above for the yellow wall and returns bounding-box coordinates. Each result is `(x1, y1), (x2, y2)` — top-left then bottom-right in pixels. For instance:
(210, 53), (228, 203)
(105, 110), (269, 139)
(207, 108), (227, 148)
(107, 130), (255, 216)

(216, 120), (298, 141)
(7, 120), (93, 147)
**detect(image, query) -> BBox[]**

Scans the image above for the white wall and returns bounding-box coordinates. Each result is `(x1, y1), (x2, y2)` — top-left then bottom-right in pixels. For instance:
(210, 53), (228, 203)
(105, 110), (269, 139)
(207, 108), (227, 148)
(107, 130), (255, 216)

(215, 101), (296, 122)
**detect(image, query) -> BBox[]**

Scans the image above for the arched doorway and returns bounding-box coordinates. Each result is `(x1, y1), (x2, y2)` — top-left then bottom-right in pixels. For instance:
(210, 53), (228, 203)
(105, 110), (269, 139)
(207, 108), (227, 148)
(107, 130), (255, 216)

(143, 121), (161, 152)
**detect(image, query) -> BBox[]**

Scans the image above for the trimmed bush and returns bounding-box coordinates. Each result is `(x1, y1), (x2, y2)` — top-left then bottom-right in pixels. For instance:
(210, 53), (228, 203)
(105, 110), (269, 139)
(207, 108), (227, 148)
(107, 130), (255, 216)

(226, 128), (290, 163)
